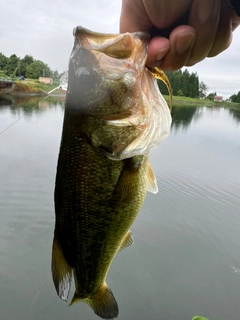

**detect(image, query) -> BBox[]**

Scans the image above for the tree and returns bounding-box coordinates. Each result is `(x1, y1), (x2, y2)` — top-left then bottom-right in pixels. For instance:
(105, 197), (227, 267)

(20, 55), (34, 77)
(26, 60), (51, 79)
(236, 91), (240, 103)
(181, 69), (190, 96)
(5, 54), (20, 76)
(0, 52), (8, 71)
(230, 94), (237, 103)
(188, 72), (199, 98)
(0, 53), (60, 80)
(229, 91), (240, 103)
(206, 92), (216, 101)
(157, 68), (200, 98)
(21, 55), (34, 65)
(169, 70), (182, 96)
(199, 81), (209, 99)
(52, 70), (61, 80)
(177, 89), (183, 96)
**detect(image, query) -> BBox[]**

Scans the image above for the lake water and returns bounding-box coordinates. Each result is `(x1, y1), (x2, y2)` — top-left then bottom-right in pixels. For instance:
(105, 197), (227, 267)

(0, 95), (240, 320)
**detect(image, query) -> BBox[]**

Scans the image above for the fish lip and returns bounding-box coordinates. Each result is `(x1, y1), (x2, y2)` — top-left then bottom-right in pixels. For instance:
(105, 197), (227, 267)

(73, 25), (150, 41)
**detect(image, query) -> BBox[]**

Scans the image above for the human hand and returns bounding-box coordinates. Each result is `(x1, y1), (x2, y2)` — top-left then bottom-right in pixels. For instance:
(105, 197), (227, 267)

(120, 0), (240, 71)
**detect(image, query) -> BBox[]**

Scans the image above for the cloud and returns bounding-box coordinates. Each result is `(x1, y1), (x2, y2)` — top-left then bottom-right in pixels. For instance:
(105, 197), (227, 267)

(187, 28), (240, 98)
(1, 0), (122, 71)
(1, 0), (240, 98)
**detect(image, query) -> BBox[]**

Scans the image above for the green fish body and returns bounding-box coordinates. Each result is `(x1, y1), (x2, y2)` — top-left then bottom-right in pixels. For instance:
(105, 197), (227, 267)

(52, 27), (171, 319)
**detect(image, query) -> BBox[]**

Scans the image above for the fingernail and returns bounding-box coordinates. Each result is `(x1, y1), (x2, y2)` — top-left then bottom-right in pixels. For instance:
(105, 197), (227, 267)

(176, 32), (195, 55)
(197, 0), (215, 24)
(155, 47), (169, 61)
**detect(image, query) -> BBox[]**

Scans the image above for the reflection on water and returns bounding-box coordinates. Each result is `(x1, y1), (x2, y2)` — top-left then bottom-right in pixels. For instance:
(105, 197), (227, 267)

(171, 105), (200, 131)
(229, 108), (240, 123)
(0, 94), (15, 107)
(172, 104), (240, 132)
(0, 95), (65, 135)
(0, 96), (240, 320)
(0, 95), (65, 113)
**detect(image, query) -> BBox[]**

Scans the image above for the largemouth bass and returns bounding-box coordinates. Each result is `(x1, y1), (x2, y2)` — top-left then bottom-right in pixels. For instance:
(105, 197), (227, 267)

(52, 26), (172, 319)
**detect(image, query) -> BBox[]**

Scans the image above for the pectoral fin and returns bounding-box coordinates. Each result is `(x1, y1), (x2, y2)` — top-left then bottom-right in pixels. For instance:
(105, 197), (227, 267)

(51, 232), (72, 301)
(71, 283), (118, 319)
(112, 156), (145, 204)
(146, 162), (158, 194)
(119, 229), (134, 251)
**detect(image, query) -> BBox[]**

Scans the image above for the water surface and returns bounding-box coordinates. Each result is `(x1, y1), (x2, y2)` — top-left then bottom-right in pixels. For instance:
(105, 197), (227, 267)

(0, 96), (240, 320)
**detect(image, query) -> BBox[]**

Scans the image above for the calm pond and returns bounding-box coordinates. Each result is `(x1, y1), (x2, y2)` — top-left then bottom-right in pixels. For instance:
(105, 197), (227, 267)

(0, 95), (240, 320)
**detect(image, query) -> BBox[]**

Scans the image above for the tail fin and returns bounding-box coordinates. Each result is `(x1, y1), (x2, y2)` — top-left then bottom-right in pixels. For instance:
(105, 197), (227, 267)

(70, 283), (119, 319)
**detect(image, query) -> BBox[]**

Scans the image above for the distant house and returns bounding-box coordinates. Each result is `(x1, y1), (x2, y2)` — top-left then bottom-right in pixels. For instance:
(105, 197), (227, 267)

(39, 77), (53, 85)
(214, 95), (223, 102)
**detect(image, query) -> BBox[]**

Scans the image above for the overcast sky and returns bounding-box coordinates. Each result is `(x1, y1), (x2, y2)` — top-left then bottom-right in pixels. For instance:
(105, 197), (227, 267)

(1, 0), (240, 99)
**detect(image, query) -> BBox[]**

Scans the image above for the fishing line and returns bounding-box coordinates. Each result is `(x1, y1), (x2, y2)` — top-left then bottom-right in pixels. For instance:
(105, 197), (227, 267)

(0, 95), (50, 136)
(0, 113), (25, 135)
(0, 74), (66, 136)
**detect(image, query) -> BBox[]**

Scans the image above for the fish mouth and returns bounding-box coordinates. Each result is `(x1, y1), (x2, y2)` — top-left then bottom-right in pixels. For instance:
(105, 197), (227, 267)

(73, 26), (150, 63)
(73, 26), (150, 42)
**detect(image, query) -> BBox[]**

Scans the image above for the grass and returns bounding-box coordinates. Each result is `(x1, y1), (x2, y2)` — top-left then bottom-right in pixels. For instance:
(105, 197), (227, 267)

(13, 78), (63, 95)
(10, 80), (240, 110)
(163, 95), (240, 110)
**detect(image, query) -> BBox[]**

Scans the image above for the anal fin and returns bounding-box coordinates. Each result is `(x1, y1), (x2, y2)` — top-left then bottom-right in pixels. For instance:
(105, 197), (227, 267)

(119, 229), (134, 251)
(51, 232), (72, 301)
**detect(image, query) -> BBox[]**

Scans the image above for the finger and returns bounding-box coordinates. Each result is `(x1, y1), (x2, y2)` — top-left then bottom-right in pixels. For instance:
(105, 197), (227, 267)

(186, 0), (221, 66)
(232, 19), (240, 31)
(150, 26), (196, 71)
(119, 0), (153, 33)
(120, 0), (192, 33)
(145, 37), (170, 67)
(232, 8), (240, 30)
(208, 0), (233, 57)
(142, 0), (192, 29)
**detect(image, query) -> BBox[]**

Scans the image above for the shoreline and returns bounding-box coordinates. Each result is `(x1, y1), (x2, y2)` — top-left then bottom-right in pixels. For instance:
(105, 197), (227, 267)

(164, 96), (240, 110)
(10, 91), (65, 97)
(9, 80), (66, 97)
(1, 81), (240, 110)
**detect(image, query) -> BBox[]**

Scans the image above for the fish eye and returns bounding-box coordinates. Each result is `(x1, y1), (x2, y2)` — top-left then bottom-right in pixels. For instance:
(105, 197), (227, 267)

(76, 67), (95, 88)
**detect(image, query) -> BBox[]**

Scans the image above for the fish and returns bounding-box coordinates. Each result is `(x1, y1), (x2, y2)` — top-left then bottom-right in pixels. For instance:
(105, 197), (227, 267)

(51, 26), (172, 319)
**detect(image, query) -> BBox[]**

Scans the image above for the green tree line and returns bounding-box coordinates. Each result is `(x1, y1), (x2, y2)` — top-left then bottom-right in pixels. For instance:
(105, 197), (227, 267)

(0, 52), (61, 79)
(230, 92), (240, 103)
(158, 69), (208, 99)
